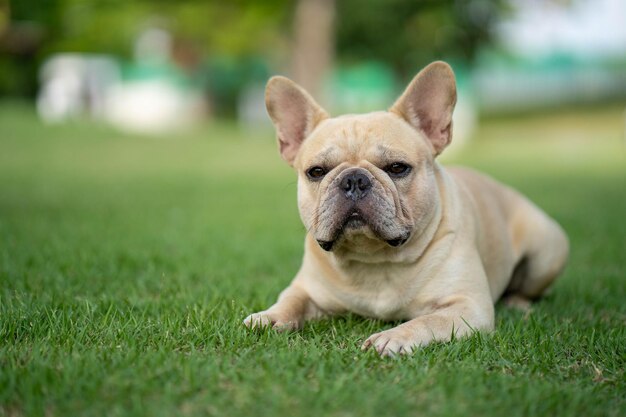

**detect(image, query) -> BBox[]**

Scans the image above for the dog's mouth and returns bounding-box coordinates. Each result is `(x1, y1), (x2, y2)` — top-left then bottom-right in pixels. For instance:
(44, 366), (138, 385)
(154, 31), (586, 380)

(343, 210), (366, 229)
(316, 209), (410, 252)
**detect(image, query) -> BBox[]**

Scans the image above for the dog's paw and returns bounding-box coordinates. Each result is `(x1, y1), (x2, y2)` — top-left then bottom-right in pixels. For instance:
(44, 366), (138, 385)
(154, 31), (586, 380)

(501, 294), (533, 312)
(361, 326), (424, 357)
(243, 311), (300, 332)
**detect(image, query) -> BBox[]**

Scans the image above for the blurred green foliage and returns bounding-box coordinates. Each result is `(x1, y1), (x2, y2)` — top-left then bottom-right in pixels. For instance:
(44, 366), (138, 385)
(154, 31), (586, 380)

(1, 0), (292, 98)
(9, 0), (290, 57)
(1, 0), (506, 98)
(336, 0), (506, 77)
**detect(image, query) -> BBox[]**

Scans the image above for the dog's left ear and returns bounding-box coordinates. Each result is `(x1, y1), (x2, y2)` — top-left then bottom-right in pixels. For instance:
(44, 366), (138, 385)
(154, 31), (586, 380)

(265, 76), (329, 166)
(390, 61), (457, 156)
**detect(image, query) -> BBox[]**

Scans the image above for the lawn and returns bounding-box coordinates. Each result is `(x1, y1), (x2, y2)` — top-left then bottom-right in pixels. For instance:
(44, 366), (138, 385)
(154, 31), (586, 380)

(0, 103), (624, 417)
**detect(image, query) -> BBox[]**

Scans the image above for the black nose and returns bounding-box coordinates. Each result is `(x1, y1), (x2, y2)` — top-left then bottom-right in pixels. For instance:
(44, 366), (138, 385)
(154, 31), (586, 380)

(340, 171), (371, 200)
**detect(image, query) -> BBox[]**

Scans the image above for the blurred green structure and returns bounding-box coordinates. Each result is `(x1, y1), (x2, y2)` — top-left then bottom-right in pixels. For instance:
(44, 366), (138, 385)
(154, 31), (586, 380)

(326, 61), (396, 113)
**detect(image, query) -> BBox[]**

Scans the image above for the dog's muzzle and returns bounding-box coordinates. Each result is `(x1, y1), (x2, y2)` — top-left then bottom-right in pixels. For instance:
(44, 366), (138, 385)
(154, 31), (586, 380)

(340, 171), (371, 201)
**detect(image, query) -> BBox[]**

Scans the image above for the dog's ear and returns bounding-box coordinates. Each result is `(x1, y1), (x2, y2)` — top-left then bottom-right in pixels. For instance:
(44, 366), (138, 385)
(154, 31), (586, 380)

(265, 76), (329, 166)
(390, 61), (457, 156)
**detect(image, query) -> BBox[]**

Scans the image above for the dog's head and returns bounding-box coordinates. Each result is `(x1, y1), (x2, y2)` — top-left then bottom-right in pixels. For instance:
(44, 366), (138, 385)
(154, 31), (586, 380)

(266, 62), (457, 255)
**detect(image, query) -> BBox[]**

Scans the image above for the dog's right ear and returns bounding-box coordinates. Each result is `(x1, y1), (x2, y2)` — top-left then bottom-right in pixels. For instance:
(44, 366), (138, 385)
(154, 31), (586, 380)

(265, 76), (329, 166)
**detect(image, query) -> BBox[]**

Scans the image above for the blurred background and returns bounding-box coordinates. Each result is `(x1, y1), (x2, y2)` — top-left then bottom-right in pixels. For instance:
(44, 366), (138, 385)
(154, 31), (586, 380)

(1, 0), (625, 137)
(1, 3), (625, 414)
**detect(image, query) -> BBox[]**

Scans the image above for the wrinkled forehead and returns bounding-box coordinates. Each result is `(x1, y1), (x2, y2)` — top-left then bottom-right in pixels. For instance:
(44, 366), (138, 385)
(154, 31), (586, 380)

(295, 112), (430, 167)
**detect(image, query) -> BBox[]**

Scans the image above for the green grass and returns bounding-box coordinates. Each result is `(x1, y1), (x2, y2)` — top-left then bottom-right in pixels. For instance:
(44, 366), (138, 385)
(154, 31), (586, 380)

(1, 103), (624, 417)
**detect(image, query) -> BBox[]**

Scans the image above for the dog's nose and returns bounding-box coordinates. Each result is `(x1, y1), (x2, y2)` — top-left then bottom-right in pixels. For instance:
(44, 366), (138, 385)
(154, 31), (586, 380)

(340, 172), (371, 200)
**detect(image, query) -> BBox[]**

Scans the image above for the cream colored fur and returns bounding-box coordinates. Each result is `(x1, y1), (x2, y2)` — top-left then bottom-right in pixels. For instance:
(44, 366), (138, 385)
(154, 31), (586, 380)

(244, 61), (569, 356)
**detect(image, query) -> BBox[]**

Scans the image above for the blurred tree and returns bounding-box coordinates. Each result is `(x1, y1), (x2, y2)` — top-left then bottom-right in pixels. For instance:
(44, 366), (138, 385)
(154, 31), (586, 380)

(0, 0), (10, 34)
(335, 0), (507, 77)
(0, 0), (292, 98)
(292, 0), (335, 97)
(0, 0), (48, 96)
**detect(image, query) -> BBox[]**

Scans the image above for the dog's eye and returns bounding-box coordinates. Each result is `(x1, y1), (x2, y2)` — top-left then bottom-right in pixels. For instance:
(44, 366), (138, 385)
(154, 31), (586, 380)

(385, 162), (411, 178)
(306, 166), (327, 180)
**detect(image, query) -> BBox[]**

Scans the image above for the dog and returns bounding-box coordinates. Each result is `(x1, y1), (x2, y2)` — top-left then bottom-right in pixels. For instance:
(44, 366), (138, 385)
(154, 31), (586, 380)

(243, 61), (569, 356)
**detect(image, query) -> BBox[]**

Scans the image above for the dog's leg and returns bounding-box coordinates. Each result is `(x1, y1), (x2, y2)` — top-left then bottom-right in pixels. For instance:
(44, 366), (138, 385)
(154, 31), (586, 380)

(243, 284), (324, 331)
(362, 294), (494, 357)
(507, 205), (569, 300)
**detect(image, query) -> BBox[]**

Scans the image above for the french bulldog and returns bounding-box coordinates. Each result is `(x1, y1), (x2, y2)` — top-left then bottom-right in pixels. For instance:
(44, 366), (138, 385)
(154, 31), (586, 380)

(244, 61), (569, 356)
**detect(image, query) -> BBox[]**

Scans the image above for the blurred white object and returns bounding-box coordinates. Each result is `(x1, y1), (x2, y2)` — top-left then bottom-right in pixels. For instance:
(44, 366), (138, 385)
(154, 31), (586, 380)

(104, 80), (202, 134)
(498, 0), (626, 59)
(37, 54), (120, 122)
(37, 28), (206, 135)
(443, 91), (477, 158)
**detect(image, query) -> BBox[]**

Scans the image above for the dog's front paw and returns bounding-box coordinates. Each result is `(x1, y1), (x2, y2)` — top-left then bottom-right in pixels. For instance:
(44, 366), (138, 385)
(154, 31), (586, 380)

(243, 311), (300, 332)
(361, 326), (424, 357)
